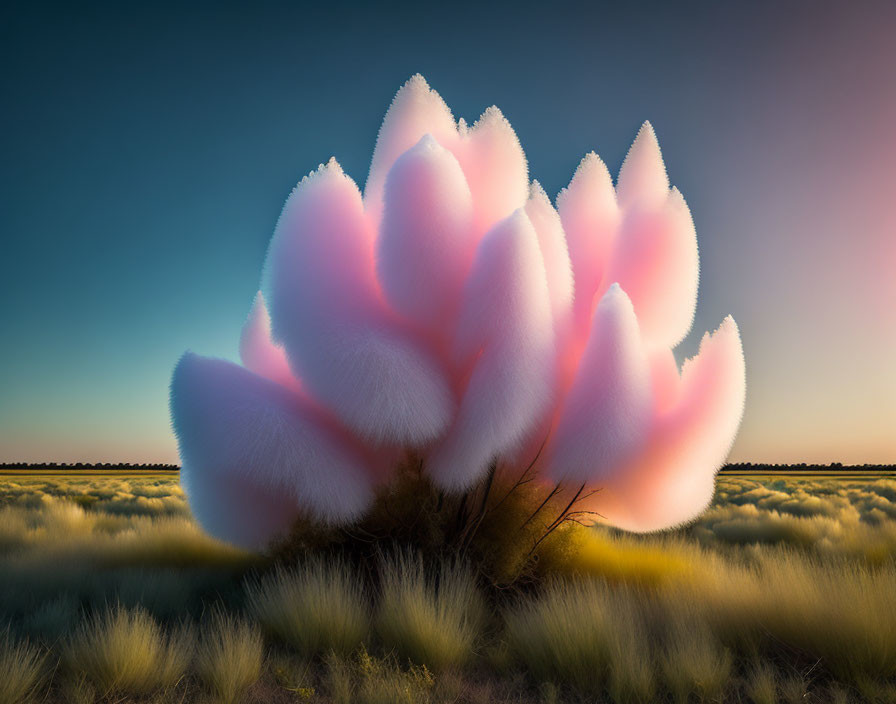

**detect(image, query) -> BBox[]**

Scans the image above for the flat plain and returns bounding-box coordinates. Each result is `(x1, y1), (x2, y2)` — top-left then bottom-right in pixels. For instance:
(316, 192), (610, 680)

(2, 470), (896, 703)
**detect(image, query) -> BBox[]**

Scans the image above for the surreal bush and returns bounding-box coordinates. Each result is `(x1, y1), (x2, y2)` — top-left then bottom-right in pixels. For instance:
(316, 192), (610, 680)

(170, 75), (746, 566)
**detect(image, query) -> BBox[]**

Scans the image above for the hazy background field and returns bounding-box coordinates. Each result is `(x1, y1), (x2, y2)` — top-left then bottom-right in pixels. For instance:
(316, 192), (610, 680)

(2, 472), (896, 703)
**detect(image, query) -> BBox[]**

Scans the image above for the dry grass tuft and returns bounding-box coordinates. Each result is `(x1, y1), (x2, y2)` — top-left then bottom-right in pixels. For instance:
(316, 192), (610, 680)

(605, 604), (656, 704)
(6, 474), (896, 702)
(246, 558), (368, 656)
(59, 673), (96, 704)
(0, 632), (46, 704)
(660, 615), (732, 703)
(745, 660), (778, 704)
(64, 604), (190, 695)
(376, 552), (485, 670)
(504, 578), (653, 697)
(195, 610), (263, 704)
(324, 646), (435, 704)
(778, 672), (808, 704)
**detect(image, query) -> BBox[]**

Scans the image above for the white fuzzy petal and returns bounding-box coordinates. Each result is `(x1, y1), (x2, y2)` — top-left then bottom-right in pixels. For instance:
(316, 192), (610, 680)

(616, 121), (669, 210)
(526, 181), (574, 335)
(603, 187), (699, 348)
(378, 134), (475, 335)
(557, 152), (621, 345)
(596, 317), (746, 532)
(648, 347), (682, 415)
(264, 159), (455, 446)
(239, 292), (302, 392)
(364, 75), (458, 227)
(429, 210), (555, 491)
(170, 353), (374, 548)
(454, 106), (529, 237)
(547, 284), (652, 486)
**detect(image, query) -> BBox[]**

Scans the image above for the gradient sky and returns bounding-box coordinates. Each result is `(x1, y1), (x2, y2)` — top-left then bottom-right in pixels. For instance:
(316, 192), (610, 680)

(2, 0), (894, 465)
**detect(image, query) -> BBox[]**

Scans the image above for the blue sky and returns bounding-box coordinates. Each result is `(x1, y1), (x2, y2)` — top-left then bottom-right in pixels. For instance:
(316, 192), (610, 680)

(2, 0), (895, 463)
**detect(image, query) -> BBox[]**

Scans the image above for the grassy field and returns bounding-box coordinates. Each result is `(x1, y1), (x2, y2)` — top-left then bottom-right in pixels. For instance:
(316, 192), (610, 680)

(2, 473), (896, 703)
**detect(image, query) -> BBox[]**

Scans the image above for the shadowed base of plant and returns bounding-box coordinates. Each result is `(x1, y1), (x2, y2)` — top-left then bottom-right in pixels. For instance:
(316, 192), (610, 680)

(267, 454), (593, 589)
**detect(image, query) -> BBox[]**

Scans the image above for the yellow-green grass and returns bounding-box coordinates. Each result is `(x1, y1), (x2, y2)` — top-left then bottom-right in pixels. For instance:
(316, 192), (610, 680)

(2, 473), (896, 702)
(63, 604), (190, 695)
(324, 647), (436, 704)
(0, 632), (46, 704)
(246, 558), (369, 655)
(504, 579), (656, 700)
(195, 610), (263, 704)
(375, 552), (486, 671)
(744, 660), (777, 704)
(0, 475), (256, 628)
(660, 614), (732, 703)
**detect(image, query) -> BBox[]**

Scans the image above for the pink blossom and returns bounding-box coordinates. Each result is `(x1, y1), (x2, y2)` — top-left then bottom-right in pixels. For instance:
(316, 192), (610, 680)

(170, 75), (745, 548)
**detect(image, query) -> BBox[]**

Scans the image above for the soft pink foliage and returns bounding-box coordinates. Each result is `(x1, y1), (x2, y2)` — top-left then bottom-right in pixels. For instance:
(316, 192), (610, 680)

(170, 75), (746, 548)
(588, 318), (746, 531)
(548, 285), (652, 487)
(557, 152), (619, 352)
(428, 209), (555, 491)
(262, 158), (455, 447)
(615, 122), (670, 210)
(171, 353), (374, 549)
(605, 187), (699, 349)
(525, 182), (574, 339)
(379, 135), (474, 336)
(238, 292), (301, 392)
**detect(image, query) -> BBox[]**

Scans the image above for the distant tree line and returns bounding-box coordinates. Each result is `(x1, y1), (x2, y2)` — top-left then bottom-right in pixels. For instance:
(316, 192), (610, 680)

(722, 462), (895, 473)
(0, 462), (179, 471)
(2, 461), (893, 474)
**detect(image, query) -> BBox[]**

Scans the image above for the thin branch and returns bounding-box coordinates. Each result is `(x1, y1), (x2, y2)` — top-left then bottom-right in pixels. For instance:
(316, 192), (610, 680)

(544, 483), (587, 534)
(488, 435), (548, 516)
(453, 490), (471, 540)
(476, 459), (497, 517)
(340, 526), (377, 544)
(458, 460), (498, 549)
(523, 483), (588, 561)
(576, 488), (601, 502)
(519, 481), (562, 530)
(565, 509), (603, 520)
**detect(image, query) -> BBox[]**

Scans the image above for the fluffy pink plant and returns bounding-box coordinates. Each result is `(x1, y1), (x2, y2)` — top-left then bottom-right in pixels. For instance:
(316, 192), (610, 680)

(170, 75), (745, 549)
